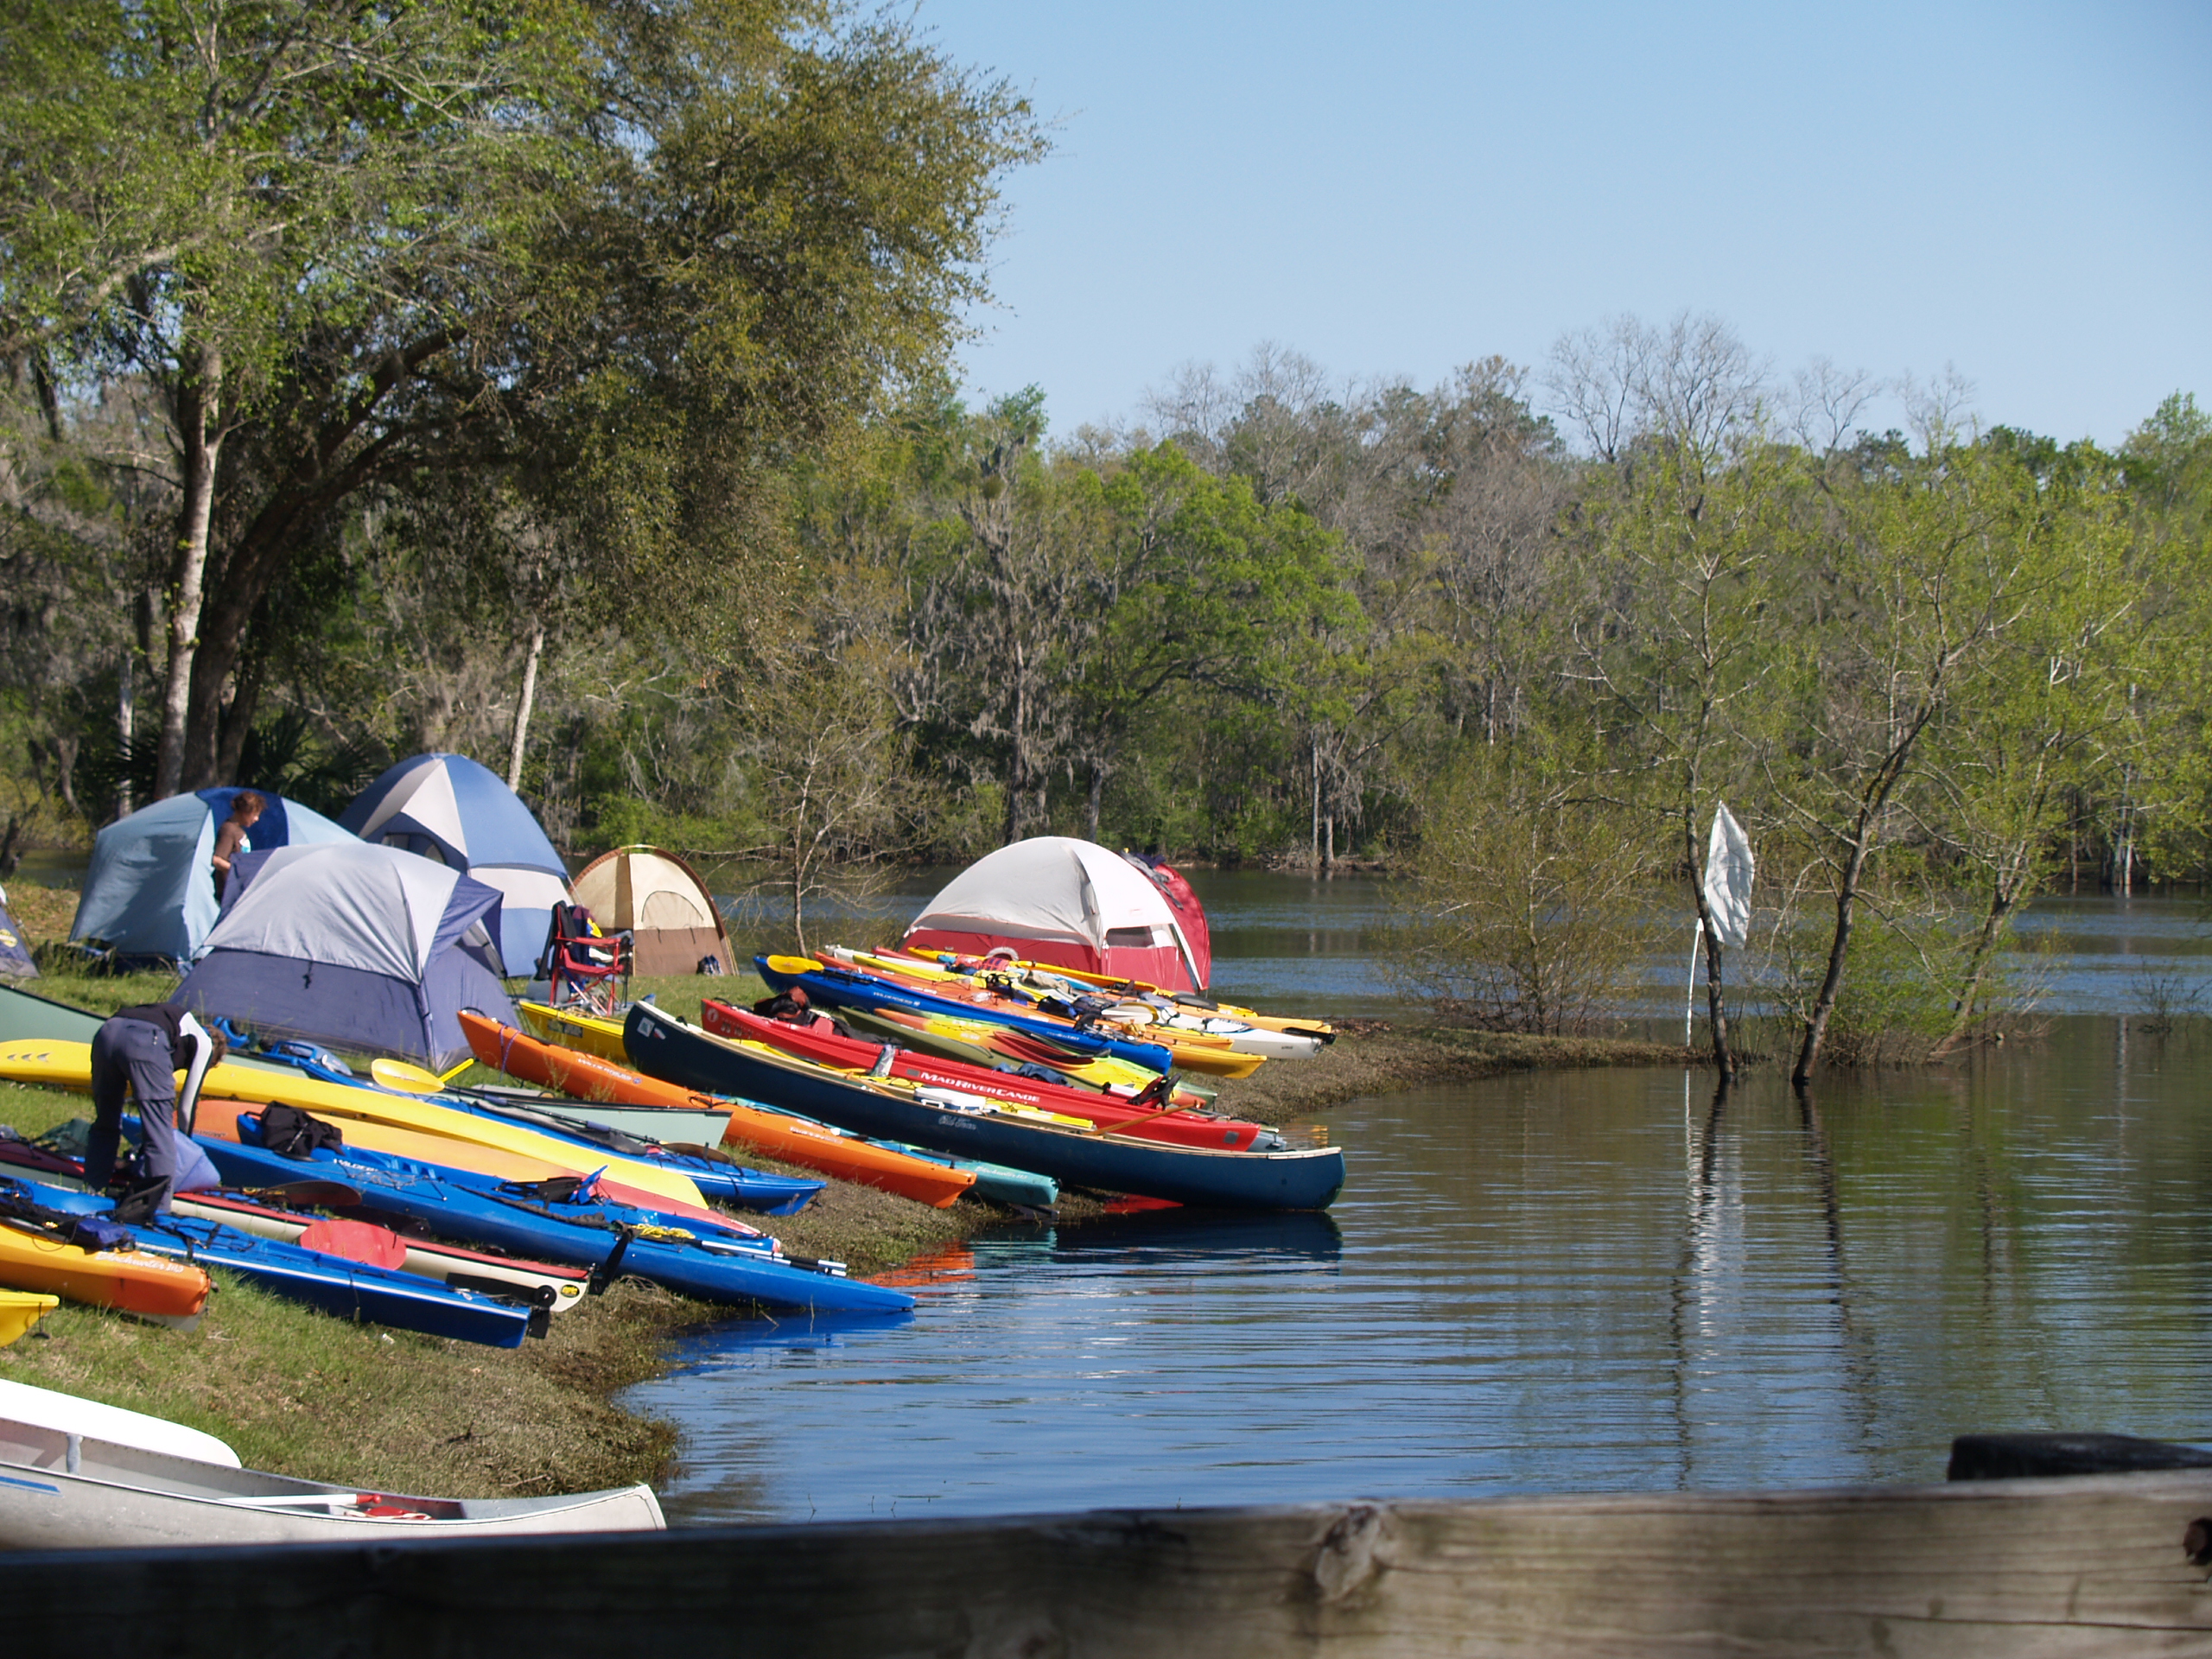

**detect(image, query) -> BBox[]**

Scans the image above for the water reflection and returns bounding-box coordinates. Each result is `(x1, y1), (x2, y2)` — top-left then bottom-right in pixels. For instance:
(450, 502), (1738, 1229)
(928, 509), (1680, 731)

(627, 1016), (2212, 1524)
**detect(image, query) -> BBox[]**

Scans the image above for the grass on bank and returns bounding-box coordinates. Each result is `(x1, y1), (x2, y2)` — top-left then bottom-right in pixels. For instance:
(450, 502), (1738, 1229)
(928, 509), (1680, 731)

(1, 1066), (689, 1496)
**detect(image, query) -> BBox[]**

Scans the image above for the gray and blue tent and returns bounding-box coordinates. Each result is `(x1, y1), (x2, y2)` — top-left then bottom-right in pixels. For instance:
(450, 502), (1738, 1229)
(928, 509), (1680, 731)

(0, 886), (36, 979)
(70, 788), (353, 967)
(339, 753), (569, 975)
(175, 840), (517, 1071)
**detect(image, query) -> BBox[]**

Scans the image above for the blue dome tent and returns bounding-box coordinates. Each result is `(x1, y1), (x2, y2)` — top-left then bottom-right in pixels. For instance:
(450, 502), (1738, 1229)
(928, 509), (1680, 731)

(175, 840), (517, 1071)
(339, 753), (569, 976)
(70, 788), (353, 967)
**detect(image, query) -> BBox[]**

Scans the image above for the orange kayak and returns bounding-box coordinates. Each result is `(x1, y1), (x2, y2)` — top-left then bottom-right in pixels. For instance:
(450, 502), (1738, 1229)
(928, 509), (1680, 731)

(459, 1013), (976, 1209)
(0, 1221), (212, 1326)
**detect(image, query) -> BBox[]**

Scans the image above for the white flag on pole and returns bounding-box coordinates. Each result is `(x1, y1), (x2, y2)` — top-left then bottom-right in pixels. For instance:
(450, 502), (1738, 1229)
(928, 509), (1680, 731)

(1702, 802), (1754, 950)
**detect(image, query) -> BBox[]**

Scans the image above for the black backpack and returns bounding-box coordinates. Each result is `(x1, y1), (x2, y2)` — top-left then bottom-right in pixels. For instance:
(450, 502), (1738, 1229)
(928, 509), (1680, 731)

(257, 1103), (345, 1160)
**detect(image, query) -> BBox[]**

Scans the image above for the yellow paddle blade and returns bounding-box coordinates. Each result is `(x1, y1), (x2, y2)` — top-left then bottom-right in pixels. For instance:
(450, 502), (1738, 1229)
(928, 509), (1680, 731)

(369, 1057), (445, 1094)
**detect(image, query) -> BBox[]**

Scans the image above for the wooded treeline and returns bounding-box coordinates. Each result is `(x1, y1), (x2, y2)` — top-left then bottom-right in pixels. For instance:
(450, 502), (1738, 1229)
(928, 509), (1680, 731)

(4, 7), (2209, 1064)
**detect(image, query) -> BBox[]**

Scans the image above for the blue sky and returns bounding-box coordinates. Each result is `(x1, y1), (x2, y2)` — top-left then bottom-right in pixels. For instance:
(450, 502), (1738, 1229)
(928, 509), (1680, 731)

(915, 0), (2211, 448)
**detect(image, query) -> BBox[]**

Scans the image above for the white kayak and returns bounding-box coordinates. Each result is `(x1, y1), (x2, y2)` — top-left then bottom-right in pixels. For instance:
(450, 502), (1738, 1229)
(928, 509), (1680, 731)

(1098, 1002), (1325, 1058)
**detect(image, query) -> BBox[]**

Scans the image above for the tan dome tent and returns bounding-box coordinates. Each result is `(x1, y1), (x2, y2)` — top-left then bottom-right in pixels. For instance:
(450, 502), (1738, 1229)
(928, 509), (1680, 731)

(569, 846), (730, 976)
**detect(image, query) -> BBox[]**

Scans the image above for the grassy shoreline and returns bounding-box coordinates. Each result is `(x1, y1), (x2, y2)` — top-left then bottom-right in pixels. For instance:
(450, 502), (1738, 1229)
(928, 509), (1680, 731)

(0, 879), (1694, 1499)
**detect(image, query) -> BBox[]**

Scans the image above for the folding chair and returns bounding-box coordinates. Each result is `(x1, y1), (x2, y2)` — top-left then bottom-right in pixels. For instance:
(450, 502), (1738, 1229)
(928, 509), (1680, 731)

(535, 902), (633, 1016)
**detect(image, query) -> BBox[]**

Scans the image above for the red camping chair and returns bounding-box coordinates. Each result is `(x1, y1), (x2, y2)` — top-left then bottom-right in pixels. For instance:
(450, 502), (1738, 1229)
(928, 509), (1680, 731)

(535, 902), (632, 1016)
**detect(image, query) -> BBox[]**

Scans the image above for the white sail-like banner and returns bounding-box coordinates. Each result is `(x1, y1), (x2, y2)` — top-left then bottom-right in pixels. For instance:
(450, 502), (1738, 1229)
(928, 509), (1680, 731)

(1701, 802), (1755, 950)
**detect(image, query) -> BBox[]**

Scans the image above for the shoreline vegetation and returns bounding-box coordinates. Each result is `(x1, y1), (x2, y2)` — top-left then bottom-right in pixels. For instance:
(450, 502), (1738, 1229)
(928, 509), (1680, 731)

(0, 882), (1692, 1501)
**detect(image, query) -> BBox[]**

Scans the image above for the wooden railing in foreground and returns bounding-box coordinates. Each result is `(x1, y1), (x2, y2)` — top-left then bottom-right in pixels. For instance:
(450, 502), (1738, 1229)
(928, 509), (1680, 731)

(11, 1464), (2212, 1656)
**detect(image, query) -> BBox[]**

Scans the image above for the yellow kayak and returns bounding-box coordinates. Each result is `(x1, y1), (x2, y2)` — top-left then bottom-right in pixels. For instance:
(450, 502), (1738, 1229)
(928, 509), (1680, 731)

(187, 1096), (588, 1188)
(0, 1040), (709, 1213)
(0, 1290), (60, 1347)
(817, 949), (1270, 1076)
(518, 1001), (629, 1065)
(878, 947), (1335, 1042)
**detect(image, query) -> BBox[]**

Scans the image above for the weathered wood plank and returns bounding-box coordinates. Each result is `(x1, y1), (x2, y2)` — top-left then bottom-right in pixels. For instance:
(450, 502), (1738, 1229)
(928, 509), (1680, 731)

(10, 1472), (2212, 1657)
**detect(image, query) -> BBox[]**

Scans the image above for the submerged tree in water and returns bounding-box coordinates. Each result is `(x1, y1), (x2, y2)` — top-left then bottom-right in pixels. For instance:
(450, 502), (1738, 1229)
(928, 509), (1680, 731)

(1395, 751), (1654, 1035)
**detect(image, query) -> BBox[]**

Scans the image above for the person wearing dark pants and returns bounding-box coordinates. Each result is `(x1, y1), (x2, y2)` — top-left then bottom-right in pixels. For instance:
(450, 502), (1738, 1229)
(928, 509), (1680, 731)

(86, 1003), (226, 1212)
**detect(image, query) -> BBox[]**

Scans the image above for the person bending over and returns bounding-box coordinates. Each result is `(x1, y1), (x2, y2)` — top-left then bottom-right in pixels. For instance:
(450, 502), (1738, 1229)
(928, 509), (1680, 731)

(85, 1003), (226, 1213)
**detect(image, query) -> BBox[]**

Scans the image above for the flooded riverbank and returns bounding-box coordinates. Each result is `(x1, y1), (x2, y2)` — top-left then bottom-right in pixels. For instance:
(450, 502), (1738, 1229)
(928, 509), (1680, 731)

(628, 1014), (2212, 1524)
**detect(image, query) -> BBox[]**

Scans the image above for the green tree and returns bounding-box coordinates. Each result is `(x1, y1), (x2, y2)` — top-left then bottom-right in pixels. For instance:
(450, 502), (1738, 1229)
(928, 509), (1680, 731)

(1774, 435), (2047, 1082)
(0, 0), (1043, 802)
(1575, 437), (1802, 1076)
(1921, 434), (2146, 1050)
(1071, 444), (1360, 843)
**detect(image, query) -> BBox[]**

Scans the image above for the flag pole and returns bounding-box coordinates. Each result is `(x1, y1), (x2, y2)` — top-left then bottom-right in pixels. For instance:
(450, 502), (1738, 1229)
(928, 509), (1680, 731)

(1685, 917), (1704, 1046)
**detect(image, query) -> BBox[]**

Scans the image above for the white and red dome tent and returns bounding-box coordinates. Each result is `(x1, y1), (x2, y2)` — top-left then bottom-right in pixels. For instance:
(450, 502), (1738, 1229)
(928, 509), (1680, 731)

(902, 836), (1211, 993)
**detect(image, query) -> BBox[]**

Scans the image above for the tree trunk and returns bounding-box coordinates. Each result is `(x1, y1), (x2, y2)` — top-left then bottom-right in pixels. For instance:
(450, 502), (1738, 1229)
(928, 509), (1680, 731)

(508, 616), (546, 791)
(1310, 734), (1321, 869)
(1793, 834), (1874, 1085)
(1003, 644), (1029, 844)
(2111, 762), (2137, 896)
(1935, 798), (2048, 1057)
(1933, 882), (2018, 1057)
(1688, 809), (1735, 1079)
(155, 343), (222, 801)
(1084, 759), (1104, 843)
(1700, 925), (1734, 1077)
(51, 734), (79, 817)
(214, 640), (265, 785)
(115, 647), (133, 819)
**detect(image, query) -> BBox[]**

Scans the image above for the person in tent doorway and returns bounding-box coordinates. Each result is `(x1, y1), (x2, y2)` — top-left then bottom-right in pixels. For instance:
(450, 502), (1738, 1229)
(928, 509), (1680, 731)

(85, 1004), (227, 1217)
(210, 791), (264, 891)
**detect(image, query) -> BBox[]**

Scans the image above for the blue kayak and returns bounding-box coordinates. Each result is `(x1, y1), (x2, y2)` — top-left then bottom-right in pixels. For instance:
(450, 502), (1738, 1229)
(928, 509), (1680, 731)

(754, 956), (1177, 1075)
(5, 1176), (534, 1349)
(244, 1044), (823, 1216)
(193, 1123), (914, 1317)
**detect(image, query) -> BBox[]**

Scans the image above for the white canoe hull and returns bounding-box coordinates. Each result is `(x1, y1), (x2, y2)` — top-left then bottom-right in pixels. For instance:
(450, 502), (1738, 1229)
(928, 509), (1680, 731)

(0, 1379), (239, 1467)
(0, 1417), (663, 1547)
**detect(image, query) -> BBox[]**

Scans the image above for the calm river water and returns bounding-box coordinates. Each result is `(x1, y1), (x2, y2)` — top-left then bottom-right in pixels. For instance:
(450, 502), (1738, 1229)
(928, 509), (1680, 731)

(626, 877), (2212, 1525)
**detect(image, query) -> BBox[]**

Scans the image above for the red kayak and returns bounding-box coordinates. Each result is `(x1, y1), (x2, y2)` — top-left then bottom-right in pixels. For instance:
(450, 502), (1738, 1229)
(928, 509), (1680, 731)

(701, 1001), (1284, 1153)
